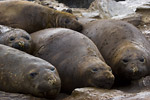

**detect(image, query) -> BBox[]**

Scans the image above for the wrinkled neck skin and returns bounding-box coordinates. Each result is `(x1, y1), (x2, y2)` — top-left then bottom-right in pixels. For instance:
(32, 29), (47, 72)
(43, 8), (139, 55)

(52, 11), (76, 28)
(54, 12), (61, 27)
(47, 9), (82, 32)
(46, 9), (64, 28)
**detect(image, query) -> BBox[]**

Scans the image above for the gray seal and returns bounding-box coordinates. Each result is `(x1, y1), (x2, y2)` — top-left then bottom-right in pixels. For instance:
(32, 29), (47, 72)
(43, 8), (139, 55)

(0, 44), (61, 99)
(31, 28), (115, 93)
(82, 19), (150, 80)
(0, 1), (83, 33)
(0, 25), (32, 53)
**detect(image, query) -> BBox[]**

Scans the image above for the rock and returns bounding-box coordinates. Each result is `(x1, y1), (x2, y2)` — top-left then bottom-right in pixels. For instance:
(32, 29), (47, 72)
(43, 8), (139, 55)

(34, 0), (70, 11)
(0, 91), (69, 100)
(62, 75), (150, 100)
(63, 87), (150, 100)
(89, 0), (134, 19)
(0, 91), (48, 100)
(115, 0), (125, 2)
(56, 0), (95, 8)
(138, 24), (150, 42)
(113, 14), (142, 27)
(136, 3), (150, 24)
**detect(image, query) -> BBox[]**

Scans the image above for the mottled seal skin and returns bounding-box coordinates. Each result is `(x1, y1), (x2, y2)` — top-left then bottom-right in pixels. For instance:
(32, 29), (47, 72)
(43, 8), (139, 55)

(82, 19), (150, 81)
(0, 44), (61, 99)
(31, 28), (115, 93)
(0, 1), (83, 33)
(0, 25), (32, 53)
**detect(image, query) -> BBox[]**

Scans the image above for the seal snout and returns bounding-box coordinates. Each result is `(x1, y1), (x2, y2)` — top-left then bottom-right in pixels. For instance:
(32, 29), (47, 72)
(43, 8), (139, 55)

(104, 71), (115, 80)
(123, 63), (145, 80)
(101, 71), (115, 89)
(37, 70), (61, 98)
(18, 41), (25, 47)
(92, 70), (115, 89)
(76, 23), (83, 32)
(12, 41), (25, 48)
(12, 40), (31, 52)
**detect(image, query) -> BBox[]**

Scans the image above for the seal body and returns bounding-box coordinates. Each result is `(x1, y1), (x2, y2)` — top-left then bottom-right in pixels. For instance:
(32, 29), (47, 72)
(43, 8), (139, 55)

(31, 28), (115, 93)
(82, 19), (150, 80)
(0, 44), (61, 99)
(0, 1), (82, 33)
(0, 25), (32, 53)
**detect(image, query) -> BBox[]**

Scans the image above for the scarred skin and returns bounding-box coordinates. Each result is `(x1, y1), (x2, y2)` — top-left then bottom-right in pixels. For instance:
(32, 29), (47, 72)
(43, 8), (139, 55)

(31, 28), (115, 93)
(0, 44), (61, 99)
(0, 1), (83, 33)
(0, 25), (32, 53)
(82, 19), (150, 81)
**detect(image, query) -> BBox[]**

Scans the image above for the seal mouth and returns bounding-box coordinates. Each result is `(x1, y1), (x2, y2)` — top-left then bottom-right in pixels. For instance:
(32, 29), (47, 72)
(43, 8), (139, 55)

(40, 87), (60, 99)
(75, 24), (83, 32)
(12, 42), (30, 52)
(89, 76), (115, 89)
(119, 66), (147, 80)
(124, 72), (145, 80)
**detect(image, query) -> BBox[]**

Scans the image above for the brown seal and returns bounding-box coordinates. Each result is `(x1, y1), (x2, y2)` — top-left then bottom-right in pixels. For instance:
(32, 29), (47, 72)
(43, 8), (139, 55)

(31, 28), (115, 93)
(0, 44), (61, 99)
(82, 19), (150, 81)
(0, 1), (83, 33)
(0, 25), (32, 53)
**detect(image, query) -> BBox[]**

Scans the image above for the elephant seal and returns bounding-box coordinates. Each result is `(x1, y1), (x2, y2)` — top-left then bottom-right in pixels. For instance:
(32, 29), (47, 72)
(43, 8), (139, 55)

(0, 25), (32, 53)
(31, 28), (115, 93)
(0, 44), (61, 99)
(82, 19), (150, 81)
(0, 1), (82, 33)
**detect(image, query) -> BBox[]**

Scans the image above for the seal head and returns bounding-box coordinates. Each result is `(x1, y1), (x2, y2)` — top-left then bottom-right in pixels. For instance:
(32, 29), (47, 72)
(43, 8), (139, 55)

(112, 46), (149, 80)
(0, 44), (61, 99)
(0, 29), (32, 53)
(23, 64), (61, 98)
(55, 12), (83, 32)
(78, 57), (115, 89)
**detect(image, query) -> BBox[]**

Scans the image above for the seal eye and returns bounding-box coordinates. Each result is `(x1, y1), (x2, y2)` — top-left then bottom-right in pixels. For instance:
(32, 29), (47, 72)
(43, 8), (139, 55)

(108, 68), (112, 72)
(91, 68), (98, 72)
(75, 17), (78, 20)
(50, 67), (55, 71)
(22, 36), (30, 40)
(65, 19), (70, 24)
(139, 58), (145, 63)
(30, 72), (38, 78)
(122, 59), (128, 63)
(9, 36), (15, 41)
